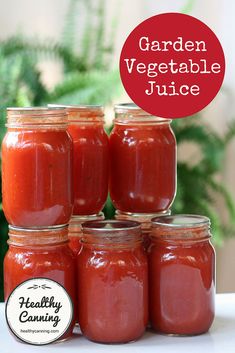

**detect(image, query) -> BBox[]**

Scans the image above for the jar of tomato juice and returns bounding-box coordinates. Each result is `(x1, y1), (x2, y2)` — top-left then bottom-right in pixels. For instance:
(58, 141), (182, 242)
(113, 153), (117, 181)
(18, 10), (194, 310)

(49, 104), (109, 216)
(4, 225), (76, 340)
(109, 103), (176, 214)
(77, 220), (148, 343)
(2, 107), (73, 227)
(149, 214), (215, 335)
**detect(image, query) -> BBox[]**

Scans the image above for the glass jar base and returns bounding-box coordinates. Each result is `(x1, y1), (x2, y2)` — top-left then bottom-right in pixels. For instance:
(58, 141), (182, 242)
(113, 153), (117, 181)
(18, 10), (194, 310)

(9, 224), (70, 231)
(148, 326), (209, 337)
(55, 334), (73, 343)
(70, 212), (104, 223)
(83, 332), (145, 345)
(115, 210), (171, 219)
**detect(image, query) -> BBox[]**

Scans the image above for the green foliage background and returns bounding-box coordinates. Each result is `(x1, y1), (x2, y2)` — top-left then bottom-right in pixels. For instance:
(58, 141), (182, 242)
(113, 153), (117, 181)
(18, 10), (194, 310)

(0, 0), (121, 301)
(1, 0), (235, 301)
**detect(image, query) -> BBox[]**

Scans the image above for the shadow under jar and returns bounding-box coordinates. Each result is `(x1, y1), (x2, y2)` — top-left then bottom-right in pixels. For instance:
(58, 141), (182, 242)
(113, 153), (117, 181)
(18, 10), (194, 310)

(149, 214), (215, 336)
(77, 220), (148, 344)
(109, 103), (176, 214)
(2, 107), (73, 227)
(4, 225), (76, 341)
(49, 104), (109, 216)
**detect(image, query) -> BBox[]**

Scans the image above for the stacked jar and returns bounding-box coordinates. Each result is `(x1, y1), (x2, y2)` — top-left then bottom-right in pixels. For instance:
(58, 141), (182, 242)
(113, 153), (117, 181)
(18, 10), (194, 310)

(110, 103), (215, 336)
(111, 103), (176, 246)
(2, 107), (76, 341)
(48, 105), (109, 253)
(1, 104), (216, 344)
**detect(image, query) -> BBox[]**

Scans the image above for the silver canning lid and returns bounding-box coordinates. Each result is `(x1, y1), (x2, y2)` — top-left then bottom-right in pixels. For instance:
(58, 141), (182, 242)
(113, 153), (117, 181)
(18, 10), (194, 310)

(6, 107), (67, 127)
(7, 107), (66, 115)
(114, 103), (145, 113)
(48, 104), (104, 121)
(7, 107), (63, 111)
(114, 103), (171, 123)
(48, 104), (103, 111)
(152, 214), (210, 228)
(48, 104), (104, 117)
(82, 219), (141, 232)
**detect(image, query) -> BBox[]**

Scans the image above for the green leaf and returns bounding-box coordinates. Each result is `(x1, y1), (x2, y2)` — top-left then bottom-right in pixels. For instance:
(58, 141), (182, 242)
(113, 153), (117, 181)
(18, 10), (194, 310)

(47, 69), (121, 105)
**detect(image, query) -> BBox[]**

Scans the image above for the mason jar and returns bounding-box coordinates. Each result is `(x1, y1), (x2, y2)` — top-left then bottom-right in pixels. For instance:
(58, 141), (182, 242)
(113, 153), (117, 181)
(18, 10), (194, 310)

(49, 104), (109, 216)
(77, 220), (148, 343)
(4, 225), (76, 341)
(149, 214), (215, 335)
(110, 103), (176, 214)
(2, 107), (73, 227)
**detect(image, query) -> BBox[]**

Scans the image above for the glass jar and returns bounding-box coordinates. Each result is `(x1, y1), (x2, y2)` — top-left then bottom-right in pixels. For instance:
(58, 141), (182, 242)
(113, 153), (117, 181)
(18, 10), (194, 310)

(4, 225), (76, 340)
(77, 220), (148, 343)
(49, 105), (109, 215)
(2, 107), (73, 227)
(68, 212), (104, 255)
(149, 214), (215, 335)
(115, 209), (171, 250)
(110, 103), (176, 213)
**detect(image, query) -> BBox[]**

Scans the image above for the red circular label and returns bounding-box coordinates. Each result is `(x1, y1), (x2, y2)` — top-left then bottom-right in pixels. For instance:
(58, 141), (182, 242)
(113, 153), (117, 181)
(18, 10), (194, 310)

(120, 13), (225, 119)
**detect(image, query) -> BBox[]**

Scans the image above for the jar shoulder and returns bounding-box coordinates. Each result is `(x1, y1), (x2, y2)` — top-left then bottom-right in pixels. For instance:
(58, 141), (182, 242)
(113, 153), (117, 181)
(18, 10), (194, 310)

(68, 125), (109, 145)
(110, 125), (176, 145)
(148, 241), (215, 264)
(2, 130), (72, 151)
(78, 246), (147, 269)
(4, 246), (75, 269)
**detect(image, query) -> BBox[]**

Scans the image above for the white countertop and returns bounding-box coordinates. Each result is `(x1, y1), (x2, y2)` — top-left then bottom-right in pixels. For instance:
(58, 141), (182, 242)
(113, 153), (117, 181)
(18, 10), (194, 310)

(1, 293), (235, 353)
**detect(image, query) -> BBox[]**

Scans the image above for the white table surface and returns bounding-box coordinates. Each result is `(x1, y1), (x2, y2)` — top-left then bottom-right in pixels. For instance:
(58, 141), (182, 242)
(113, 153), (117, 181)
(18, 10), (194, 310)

(0, 293), (235, 353)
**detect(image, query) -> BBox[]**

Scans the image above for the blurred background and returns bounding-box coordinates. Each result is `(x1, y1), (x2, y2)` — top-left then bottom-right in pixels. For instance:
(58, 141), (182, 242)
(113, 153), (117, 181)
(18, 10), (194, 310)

(0, 0), (235, 300)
